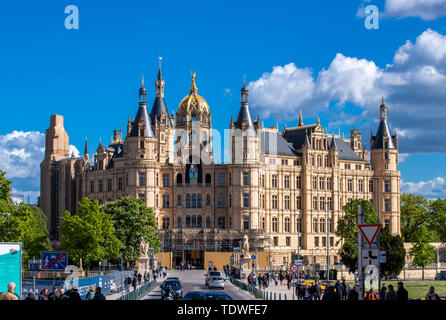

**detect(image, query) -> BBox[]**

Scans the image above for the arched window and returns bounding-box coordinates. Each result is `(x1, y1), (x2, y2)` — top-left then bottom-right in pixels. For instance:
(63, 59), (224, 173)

(177, 194), (182, 207)
(176, 174), (183, 185)
(206, 217), (211, 228)
(206, 194), (211, 206)
(186, 194), (191, 208)
(197, 194), (202, 208)
(192, 215), (197, 228)
(177, 217), (182, 228)
(186, 215), (191, 227)
(192, 194), (197, 208)
(313, 218), (318, 233)
(197, 215), (202, 228)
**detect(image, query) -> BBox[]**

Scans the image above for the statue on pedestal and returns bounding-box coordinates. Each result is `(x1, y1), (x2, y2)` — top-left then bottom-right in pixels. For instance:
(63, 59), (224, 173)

(137, 237), (150, 275)
(139, 236), (149, 259)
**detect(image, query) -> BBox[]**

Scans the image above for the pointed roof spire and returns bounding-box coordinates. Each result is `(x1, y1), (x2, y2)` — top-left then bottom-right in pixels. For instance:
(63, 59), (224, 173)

(373, 96), (395, 149)
(190, 71), (198, 95)
(152, 58), (168, 123)
(99, 137), (102, 146)
(84, 137), (89, 157)
(142, 75), (144, 88)
(330, 134), (337, 149)
(317, 114), (320, 125)
(243, 74), (247, 88)
(157, 56), (163, 81)
(298, 109), (304, 126)
(304, 129), (310, 146)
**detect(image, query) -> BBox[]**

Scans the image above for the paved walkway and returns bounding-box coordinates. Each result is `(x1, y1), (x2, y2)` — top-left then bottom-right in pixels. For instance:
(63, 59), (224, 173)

(106, 280), (153, 300)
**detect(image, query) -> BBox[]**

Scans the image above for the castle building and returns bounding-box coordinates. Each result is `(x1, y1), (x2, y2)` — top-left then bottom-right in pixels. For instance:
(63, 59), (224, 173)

(40, 65), (401, 268)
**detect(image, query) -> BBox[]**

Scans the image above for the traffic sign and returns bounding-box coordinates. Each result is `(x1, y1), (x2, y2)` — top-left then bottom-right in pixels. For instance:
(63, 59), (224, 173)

(361, 249), (379, 266)
(28, 259), (41, 271)
(358, 224), (381, 246)
(42, 251), (68, 270)
(290, 264), (299, 273)
(294, 259), (303, 266)
(251, 255), (256, 260)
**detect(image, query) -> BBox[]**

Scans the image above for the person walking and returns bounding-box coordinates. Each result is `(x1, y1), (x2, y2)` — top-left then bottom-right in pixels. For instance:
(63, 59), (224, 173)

(347, 284), (359, 301)
(397, 282), (408, 301)
(132, 276), (138, 292)
(25, 292), (36, 300)
(93, 287), (106, 300)
(279, 272), (284, 286)
(385, 284), (398, 301)
(313, 281), (321, 300)
(59, 288), (70, 301)
(137, 272), (142, 285)
(39, 288), (49, 300)
(86, 285), (96, 300)
(125, 275), (131, 292)
(0, 282), (19, 300)
(379, 283), (387, 301)
(341, 278), (348, 300)
(68, 285), (82, 301)
(425, 286), (441, 301)
(334, 280), (343, 300)
(286, 274), (291, 290)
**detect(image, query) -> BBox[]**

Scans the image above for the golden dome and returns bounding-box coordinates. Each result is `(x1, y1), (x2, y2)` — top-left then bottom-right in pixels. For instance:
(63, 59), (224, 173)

(177, 72), (210, 115)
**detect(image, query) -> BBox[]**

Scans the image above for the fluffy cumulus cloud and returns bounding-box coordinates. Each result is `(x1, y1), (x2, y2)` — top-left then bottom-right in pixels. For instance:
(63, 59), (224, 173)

(248, 28), (446, 154)
(384, 0), (446, 20)
(0, 131), (79, 203)
(402, 177), (446, 198)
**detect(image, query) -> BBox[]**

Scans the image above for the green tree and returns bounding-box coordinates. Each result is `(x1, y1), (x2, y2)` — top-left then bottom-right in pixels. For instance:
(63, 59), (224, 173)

(60, 197), (121, 267)
(379, 228), (406, 279)
(0, 170), (52, 264)
(336, 199), (378, 273)
(409, 225), (436, 280)
(102, 196), (161, 262)
(429, 198), (446, 242)
(400, 193), (432, 242)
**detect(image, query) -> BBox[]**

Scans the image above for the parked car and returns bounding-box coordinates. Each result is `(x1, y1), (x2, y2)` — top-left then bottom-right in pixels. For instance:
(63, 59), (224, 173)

(204, 271), (223, 286)
(166, 277), (180, 281)
(160, 280), (183, 300)
(183, 291), (233, 300)
(207, 276), (225, 289)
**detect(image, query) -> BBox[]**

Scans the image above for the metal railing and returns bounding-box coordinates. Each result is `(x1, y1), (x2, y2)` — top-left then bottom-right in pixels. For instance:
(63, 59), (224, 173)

(117, 280), (156, 300)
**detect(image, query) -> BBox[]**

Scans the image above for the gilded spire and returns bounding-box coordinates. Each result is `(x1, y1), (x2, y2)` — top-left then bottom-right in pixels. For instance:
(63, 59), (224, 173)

(190, 71), (198, 95)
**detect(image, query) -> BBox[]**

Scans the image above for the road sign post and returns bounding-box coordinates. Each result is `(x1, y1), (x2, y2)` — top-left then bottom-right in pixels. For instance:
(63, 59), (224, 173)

(357, 206), (364, 300)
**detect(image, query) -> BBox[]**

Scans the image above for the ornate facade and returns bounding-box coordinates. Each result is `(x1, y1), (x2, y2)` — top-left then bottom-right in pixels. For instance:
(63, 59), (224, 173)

(40, 65), (401, 268)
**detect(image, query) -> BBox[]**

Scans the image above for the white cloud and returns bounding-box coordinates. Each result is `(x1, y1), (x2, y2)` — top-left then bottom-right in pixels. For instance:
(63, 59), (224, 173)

(384, 0), (446, 20)
(0, 131), (79, 203)
(402, 177), (446, 198)
(69, 145), (80, 157)
(248, 28), (446, 154)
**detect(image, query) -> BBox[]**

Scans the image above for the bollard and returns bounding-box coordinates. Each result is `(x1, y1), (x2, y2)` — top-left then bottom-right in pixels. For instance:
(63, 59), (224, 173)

(279, 293), (281, 300)
(274, 292), (277, 300)
(284, 294), (287, 300)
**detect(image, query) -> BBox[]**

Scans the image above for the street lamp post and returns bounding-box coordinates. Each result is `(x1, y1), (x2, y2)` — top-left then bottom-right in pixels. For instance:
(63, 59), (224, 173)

(326, 200), (331, 282)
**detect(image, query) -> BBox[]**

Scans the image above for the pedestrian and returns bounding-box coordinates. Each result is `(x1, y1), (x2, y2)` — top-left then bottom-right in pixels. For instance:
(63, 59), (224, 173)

(86, 285), (96, 300)
(59, 288), (70, 301)
(379, 283), (387, 301)
(0, 282), (19, 300)
(137, 272), (142, 285)
(313, 281), (321, 300)
(48, 286), (59, 301)
(425, 286), (441, 301)
(93, 286), (106, 300)
(287, 274), (291, 290)
(341, 278), (348, 300)
(132, 276), (138, 291)
(279, 272), (284, 286)
(38, 288), (49, 300)
(397, 281), (408, 301)
(322, 286), (337, 301)
(25, 292), (36, 300)
(153, 271), (157, 282)
(385, 284), (397, 301)
(69, 285), (82, 301)
(347, 284), (359, 301)
(125, 275), (131, 292)
(334, 280), (343, 300)
(297, 281), (305, 300)
(162, 267), (167, 278)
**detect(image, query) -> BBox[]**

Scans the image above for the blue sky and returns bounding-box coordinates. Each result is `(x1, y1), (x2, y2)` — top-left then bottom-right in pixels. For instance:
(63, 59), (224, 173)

(1, 0), (446, 201)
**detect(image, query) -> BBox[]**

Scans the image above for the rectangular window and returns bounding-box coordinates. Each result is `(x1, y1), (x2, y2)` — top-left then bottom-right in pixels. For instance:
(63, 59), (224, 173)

(327, 177), (332, 190)
(296, 176), (302, 189)
(243, 172), (250, 186)
(217, 216), (226, 229)
(162, 217), (170, 230)
(162, 195), (170, 208)
(385, 180), (391, 193)
(313, 196), (318, 210)
(284, 175), (290, 188)
(356, 164), (362, 170)
(347, 179), (353, 192)
(273, 236), (278, 246)
(98, 180), (103, 192)
(272, 195), (278, 209)
(330, 237), (334, 247)
(385, 199), (391, 212)
(218, 194), (225, 208)
(243, 216), (249, 230)
(314, 237), (319, 247)
(284, 195), (290, 210)
(286, 236), (291, 246)
(139, 193), (145, 202)
(358, 179), (363, 192)
(284, 218), (290, 233)
(139, 172), (146, 186)
(217, 173), (225, 186)
(322, 237), (326, 247)
(162, 174), (170, 187)
(296, 196), (302, 210)
(261, 194), (265, 208)
(118, 177), (123, 191)
(385, 219), (391, 231)
(369, 180), (374, 192)
(90, 181), (94, 193)
(272, 217), (278, 232)
(319, 177), (325, 190)
(313, 177), (318, 189)
(243, 193), (250, 208)
(272, 175), (277, 188)
(107, 179), (112, 192)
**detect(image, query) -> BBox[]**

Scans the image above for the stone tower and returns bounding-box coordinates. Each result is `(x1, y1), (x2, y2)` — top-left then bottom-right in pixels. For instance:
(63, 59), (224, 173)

(370, 97), (401, 234)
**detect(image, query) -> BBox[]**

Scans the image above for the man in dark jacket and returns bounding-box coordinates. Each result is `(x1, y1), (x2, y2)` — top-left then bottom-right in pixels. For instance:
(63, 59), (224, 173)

(385, 284), (398, 301)
(38, 288), (49, 300)
(313, 281), (321, 300)
(334, 280), (343, 300)
(68, 286), (82, 301)
(379, 284), (387, 301)
(48, 287), (59, 301)
(93, 287), (106, 300)
(397, 282), (408, 301)
(132, 276), (138, 291)
(137, 273), (142, 285)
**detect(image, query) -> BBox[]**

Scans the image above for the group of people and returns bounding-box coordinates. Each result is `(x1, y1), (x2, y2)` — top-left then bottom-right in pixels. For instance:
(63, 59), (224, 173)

(124, 270), (151, 292)
(0, 282), (106, 301)
(178, 263), (192, 271)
